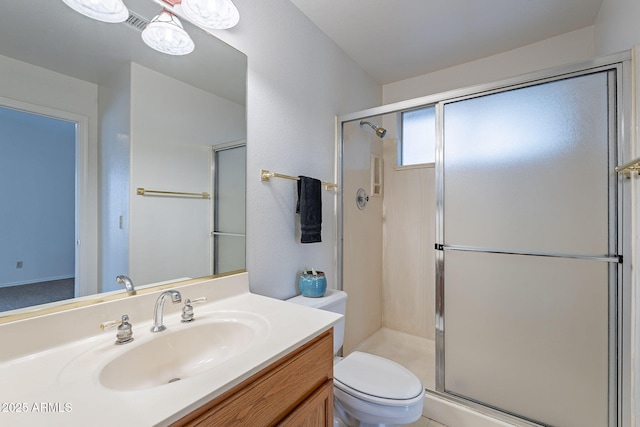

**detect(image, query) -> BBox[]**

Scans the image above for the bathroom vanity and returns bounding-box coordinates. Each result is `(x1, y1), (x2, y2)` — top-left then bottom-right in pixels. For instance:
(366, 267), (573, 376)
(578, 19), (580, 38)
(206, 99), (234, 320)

(172, 330), (333, 426)
(0, 273), (340, 426)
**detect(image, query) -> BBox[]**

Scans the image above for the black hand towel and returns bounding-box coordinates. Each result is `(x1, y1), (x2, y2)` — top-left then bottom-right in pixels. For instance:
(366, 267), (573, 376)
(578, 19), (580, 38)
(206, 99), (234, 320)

(296, 176), (322, 243)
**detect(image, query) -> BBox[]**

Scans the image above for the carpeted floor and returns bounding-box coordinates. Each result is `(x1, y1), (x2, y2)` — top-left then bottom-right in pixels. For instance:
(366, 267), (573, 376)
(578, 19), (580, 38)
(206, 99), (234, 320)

(0, 278), (75, 312)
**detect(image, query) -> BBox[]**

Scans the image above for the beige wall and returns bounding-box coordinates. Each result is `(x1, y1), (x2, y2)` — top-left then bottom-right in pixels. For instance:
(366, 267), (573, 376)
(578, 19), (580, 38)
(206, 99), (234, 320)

(382, 141), (435, 340)
(342, 121), (383, 353)
(343, 122), (436, 349)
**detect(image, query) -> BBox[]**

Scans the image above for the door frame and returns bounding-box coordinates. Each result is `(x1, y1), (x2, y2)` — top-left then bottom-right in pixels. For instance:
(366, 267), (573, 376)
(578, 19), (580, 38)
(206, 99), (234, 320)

(0, 96), (90, 298)
(435, 63), (625, 427)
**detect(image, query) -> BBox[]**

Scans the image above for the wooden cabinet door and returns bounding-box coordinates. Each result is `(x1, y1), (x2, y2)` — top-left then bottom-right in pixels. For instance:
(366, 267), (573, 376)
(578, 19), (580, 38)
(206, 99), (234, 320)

(277, 379), (333, 426)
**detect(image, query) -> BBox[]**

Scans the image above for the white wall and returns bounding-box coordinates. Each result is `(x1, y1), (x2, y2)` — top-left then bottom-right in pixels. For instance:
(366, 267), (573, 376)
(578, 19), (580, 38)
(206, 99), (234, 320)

(129, 63), (246, 286)
(594, 0), (640, 55)
(209, 0), (381, 299)
(0, 109), (75, 287)
(99, 66), (131, 292)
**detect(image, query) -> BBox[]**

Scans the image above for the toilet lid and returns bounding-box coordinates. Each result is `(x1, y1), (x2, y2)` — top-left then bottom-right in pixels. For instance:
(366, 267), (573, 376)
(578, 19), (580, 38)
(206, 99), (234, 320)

(334, 352), (424, 403)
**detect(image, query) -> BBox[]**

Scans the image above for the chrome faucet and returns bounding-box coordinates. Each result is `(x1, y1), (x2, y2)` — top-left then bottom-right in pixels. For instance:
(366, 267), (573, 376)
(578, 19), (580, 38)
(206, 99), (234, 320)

(116, 275), (135, 295)
(151, 290), (182, 332)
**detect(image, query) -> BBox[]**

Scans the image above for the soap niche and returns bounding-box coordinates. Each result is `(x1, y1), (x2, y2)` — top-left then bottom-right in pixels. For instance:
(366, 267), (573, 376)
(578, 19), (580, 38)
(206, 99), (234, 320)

(370, 154), (383, 197)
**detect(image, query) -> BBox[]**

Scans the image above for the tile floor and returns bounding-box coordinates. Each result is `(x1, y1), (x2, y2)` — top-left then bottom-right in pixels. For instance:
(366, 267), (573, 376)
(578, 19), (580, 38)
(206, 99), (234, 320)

(408, 417), (447, 427)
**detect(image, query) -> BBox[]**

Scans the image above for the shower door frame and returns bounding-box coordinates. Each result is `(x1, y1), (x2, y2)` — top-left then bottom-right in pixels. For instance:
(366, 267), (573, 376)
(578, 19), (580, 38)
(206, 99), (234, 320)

(211, 140), (247, 275)
(435, 63), (625, 427)
(336, 51), (633, 427)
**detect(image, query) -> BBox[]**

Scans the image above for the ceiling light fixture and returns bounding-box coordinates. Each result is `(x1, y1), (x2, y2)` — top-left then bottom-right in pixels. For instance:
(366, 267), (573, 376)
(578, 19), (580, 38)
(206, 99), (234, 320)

(142, 10), (195, 56)
(61, 0), (240, 56)
(180, 0), (240, 30)
(61, 0), (129, 23)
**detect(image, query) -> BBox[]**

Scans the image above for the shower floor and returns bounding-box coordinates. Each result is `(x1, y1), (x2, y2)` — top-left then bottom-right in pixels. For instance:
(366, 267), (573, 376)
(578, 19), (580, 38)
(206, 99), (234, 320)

(352, 327), (436, 390)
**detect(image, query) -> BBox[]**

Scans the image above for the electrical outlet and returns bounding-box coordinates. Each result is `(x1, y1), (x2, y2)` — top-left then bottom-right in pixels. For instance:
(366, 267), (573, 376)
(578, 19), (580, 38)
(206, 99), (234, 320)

(16, 261), (23, 268)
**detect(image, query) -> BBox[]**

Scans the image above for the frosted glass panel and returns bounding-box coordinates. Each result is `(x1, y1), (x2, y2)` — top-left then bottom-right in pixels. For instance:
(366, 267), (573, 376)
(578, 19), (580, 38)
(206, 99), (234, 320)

(214, 234), (245, 273)
(400, 106), (436, 165)
(214, 145), (246, 273)
(444, 251), (609, 427)
(443, 72), (610, 255)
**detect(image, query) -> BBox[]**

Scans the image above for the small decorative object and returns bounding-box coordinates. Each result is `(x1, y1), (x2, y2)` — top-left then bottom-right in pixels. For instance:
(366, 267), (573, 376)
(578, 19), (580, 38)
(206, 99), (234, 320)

(299, 268), (327, 297)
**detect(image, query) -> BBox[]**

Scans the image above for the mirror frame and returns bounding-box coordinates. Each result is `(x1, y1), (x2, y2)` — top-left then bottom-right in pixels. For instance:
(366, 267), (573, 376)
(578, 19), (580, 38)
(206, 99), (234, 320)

(0, 270), (247, 324)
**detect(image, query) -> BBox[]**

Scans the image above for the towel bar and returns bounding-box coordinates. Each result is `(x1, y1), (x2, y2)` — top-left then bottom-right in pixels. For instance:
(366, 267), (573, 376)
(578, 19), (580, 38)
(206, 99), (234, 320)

(260, 169), (337, 190)
(136, 188), (210, 199)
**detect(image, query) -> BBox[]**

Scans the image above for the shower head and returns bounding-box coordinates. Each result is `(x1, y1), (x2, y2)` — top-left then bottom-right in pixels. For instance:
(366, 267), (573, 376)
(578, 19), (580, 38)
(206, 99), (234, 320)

(359, 120), (386, 138)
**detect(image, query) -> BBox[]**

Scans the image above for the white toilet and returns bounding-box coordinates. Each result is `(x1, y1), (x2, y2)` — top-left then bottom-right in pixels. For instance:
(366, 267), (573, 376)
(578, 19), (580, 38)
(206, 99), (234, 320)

(288, 289), (425, 427)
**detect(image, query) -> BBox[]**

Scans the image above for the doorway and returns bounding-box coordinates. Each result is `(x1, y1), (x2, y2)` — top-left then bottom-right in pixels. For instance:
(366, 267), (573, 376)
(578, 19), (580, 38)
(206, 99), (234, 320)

(0, 104), (78, 311)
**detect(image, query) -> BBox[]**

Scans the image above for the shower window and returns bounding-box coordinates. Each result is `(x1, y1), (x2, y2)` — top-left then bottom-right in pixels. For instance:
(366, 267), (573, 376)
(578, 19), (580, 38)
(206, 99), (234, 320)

(398, 105), (436, 166)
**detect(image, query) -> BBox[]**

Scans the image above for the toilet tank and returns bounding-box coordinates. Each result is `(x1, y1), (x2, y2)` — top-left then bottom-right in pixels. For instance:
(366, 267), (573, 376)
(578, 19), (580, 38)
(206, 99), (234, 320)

(287, 289), (347, 355)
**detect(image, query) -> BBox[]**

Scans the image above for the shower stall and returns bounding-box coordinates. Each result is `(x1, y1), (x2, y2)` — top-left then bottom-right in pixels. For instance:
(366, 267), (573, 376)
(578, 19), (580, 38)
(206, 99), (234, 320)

(338, 53), (633, 427)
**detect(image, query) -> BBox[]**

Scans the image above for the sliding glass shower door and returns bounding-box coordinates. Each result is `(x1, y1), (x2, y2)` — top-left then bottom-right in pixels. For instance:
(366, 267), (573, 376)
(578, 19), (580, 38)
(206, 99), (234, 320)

(437, 68), (620, 427)
(212, 143), (246, 274)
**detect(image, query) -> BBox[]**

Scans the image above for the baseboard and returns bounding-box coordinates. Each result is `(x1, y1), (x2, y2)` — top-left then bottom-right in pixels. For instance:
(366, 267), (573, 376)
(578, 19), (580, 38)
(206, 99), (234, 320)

(0, 275), (74, 288)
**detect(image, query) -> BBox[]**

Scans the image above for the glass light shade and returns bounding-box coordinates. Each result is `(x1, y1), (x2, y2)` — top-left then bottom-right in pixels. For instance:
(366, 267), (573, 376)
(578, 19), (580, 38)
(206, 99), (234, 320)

(142, 11), (195, 56)
(61, 0), (129, 23)
(180, 0), (240, 30)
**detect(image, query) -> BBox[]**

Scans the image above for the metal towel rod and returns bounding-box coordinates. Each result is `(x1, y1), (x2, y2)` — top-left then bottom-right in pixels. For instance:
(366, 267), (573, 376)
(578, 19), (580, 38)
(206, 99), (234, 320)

(260, 169), (337, 190)
(615, 157), (640, 175)
(136, 188), (210, 199)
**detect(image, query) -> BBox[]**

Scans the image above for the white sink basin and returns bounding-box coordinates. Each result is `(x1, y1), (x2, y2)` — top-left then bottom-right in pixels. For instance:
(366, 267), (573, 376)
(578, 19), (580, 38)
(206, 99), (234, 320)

(98, 313), (268, 391)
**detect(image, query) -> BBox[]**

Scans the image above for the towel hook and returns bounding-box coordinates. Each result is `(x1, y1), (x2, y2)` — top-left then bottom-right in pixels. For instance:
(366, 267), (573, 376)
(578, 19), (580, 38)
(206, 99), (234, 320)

(356, 188), (369, 210)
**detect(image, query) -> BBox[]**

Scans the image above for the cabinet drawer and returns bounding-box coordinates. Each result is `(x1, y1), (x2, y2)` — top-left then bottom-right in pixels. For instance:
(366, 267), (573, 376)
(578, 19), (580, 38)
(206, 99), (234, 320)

(172, 329), (333, 426)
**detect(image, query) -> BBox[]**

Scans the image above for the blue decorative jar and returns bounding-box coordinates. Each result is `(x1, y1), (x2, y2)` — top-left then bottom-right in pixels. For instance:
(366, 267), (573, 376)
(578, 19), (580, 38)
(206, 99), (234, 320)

(299, 271), (327, 297)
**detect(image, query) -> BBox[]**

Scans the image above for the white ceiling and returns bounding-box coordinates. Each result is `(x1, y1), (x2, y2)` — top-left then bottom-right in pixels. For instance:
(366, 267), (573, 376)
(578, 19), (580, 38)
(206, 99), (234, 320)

(289, 0), (605, 85)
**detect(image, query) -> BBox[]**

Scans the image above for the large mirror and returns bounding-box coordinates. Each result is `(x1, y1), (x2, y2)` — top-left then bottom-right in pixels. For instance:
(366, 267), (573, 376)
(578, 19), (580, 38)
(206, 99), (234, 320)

(0, 0), (247, 318)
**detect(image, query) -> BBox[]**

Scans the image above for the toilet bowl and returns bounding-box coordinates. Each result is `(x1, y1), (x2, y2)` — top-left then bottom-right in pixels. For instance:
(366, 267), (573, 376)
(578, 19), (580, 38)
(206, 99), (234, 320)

(287, 289), (425, 427)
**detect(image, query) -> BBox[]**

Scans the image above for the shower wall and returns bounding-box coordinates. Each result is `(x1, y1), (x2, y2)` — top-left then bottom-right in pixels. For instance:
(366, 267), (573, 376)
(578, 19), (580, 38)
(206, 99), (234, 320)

(343, 122), (383, 354)
(381, 140), (435, 340)
(343, 116), (435, 353)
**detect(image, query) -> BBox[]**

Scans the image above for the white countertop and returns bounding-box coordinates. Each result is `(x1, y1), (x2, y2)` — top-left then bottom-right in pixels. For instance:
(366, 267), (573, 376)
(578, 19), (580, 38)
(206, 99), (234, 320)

(0, 273), (341, 426)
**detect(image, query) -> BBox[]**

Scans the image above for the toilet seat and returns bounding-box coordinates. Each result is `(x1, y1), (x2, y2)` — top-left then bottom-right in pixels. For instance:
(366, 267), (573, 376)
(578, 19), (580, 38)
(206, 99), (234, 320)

(334, 351), (424, 406)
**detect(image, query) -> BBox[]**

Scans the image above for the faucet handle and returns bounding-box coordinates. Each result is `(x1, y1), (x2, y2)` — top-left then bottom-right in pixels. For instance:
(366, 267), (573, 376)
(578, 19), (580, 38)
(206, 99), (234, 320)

(181, 297), (207, 323)
(100, 315), (134, 345)
(100, 319), (121, 330)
